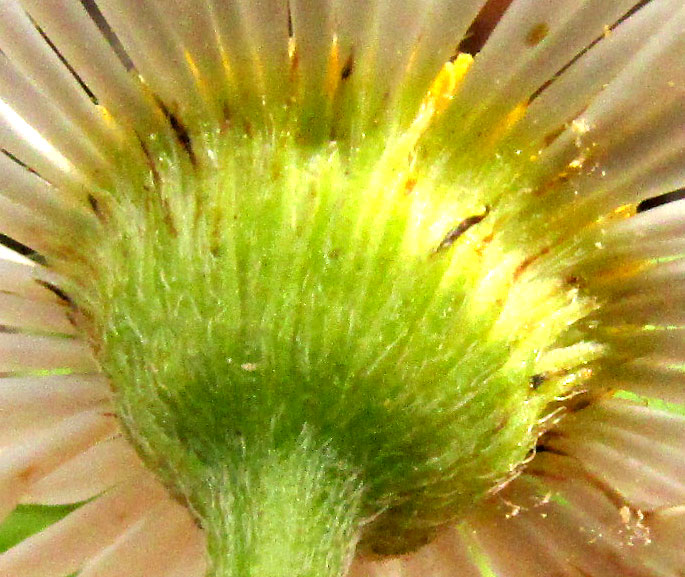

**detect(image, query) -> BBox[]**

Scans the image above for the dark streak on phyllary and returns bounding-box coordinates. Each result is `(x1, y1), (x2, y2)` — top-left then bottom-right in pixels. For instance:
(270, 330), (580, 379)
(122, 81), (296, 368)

(435, 207), (490, 254)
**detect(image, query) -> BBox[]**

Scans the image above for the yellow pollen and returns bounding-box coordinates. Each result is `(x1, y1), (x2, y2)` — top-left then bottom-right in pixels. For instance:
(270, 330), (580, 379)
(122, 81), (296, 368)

(595, 260), (650, 285)
(325, 35), (341, 99)
(611, 203), (637, 220)
(289, 37), (299, 84)
(485, 100), (529, 148)
(503, 102), (529, 130)
(571, 118), (591, 135)
(219, 45), (233, 79)
(372, 54), (474, 202)
(425, 53), (473, 114)
(97, 105), (117, 129)
(184, 49), (216, 110)
(403, 53), (474, 143)
(184, 50), (202, 82)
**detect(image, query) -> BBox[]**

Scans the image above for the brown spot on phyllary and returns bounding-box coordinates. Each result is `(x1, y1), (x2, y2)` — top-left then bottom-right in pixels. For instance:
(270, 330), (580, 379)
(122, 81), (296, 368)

(159, 197), (179, 238)
(220, 104), (233, 133)
(36, 280), (75, 308)
(526, 23), (549, 47)
(341, 52), (354, 80)
(434, 207), (490, 254)
(543, 125), (565, 148)
(243, 119), (254, 137)
(494, 414), (509, 433)
(18, 465), (38, 484)
(289, 41), (300, 80)
(530, 373), (547, 390)
(87, 194), (101, 217)
(570, 397), (592, 413)
(154, 97), (197, 166)
(513, 246), (550, 281)
(530, 442), (567, 460)
(459, 0), (515, 55)
(138, 137), (161, 189)
(565, 275), (584, 289)
(404, 176), (418, 195)
(167, 111), (196, 166)
(530, 169), (573, 197)
(475, 232), (494, 257)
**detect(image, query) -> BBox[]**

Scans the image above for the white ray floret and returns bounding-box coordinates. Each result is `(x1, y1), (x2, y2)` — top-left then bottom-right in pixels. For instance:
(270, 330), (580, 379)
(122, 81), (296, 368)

(0, 99), (76, 191)
(18, 0), (160, 133)
(147, 0), (228, 99)
(23, 435), (143, 505)
(0, 409), (116, 522)
(509, 0), (682, 150)
(0, 475), (168, 577)
(0, 56), (111, 184)
(444, 0), (637, 136)
(94, 0), (209, 117)
(0, 0), (119, 158)
(602, 359), (685, 406)
(393, 0), (487, 113)
(236, 0), (291, 104)
(0, 374), (110, 445)
(78, 498), (204, 577)
(0, 260), (45, 300)
(538, 5), (685, 174)
(0, 152), (91, 226)
(0, 333), (97, 373)
(650, 507), (685, 573)
(0, 293), (76, 335)
(0, 195), (65, 257)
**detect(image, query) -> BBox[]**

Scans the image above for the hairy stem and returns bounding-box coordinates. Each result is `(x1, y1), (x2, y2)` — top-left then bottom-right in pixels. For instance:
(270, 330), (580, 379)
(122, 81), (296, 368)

(196, 434), (365, 577)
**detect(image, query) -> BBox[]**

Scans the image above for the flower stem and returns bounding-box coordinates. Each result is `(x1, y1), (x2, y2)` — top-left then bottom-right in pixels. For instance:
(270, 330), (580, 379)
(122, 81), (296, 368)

(197, 433), (365, 577)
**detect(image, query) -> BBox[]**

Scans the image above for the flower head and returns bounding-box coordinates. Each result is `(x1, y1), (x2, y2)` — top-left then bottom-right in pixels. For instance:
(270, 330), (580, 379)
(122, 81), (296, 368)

(0, 0), (684, 576)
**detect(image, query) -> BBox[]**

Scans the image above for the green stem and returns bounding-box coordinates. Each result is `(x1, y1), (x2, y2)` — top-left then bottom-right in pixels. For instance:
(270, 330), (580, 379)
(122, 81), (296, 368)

(197, 437), (365, 577)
